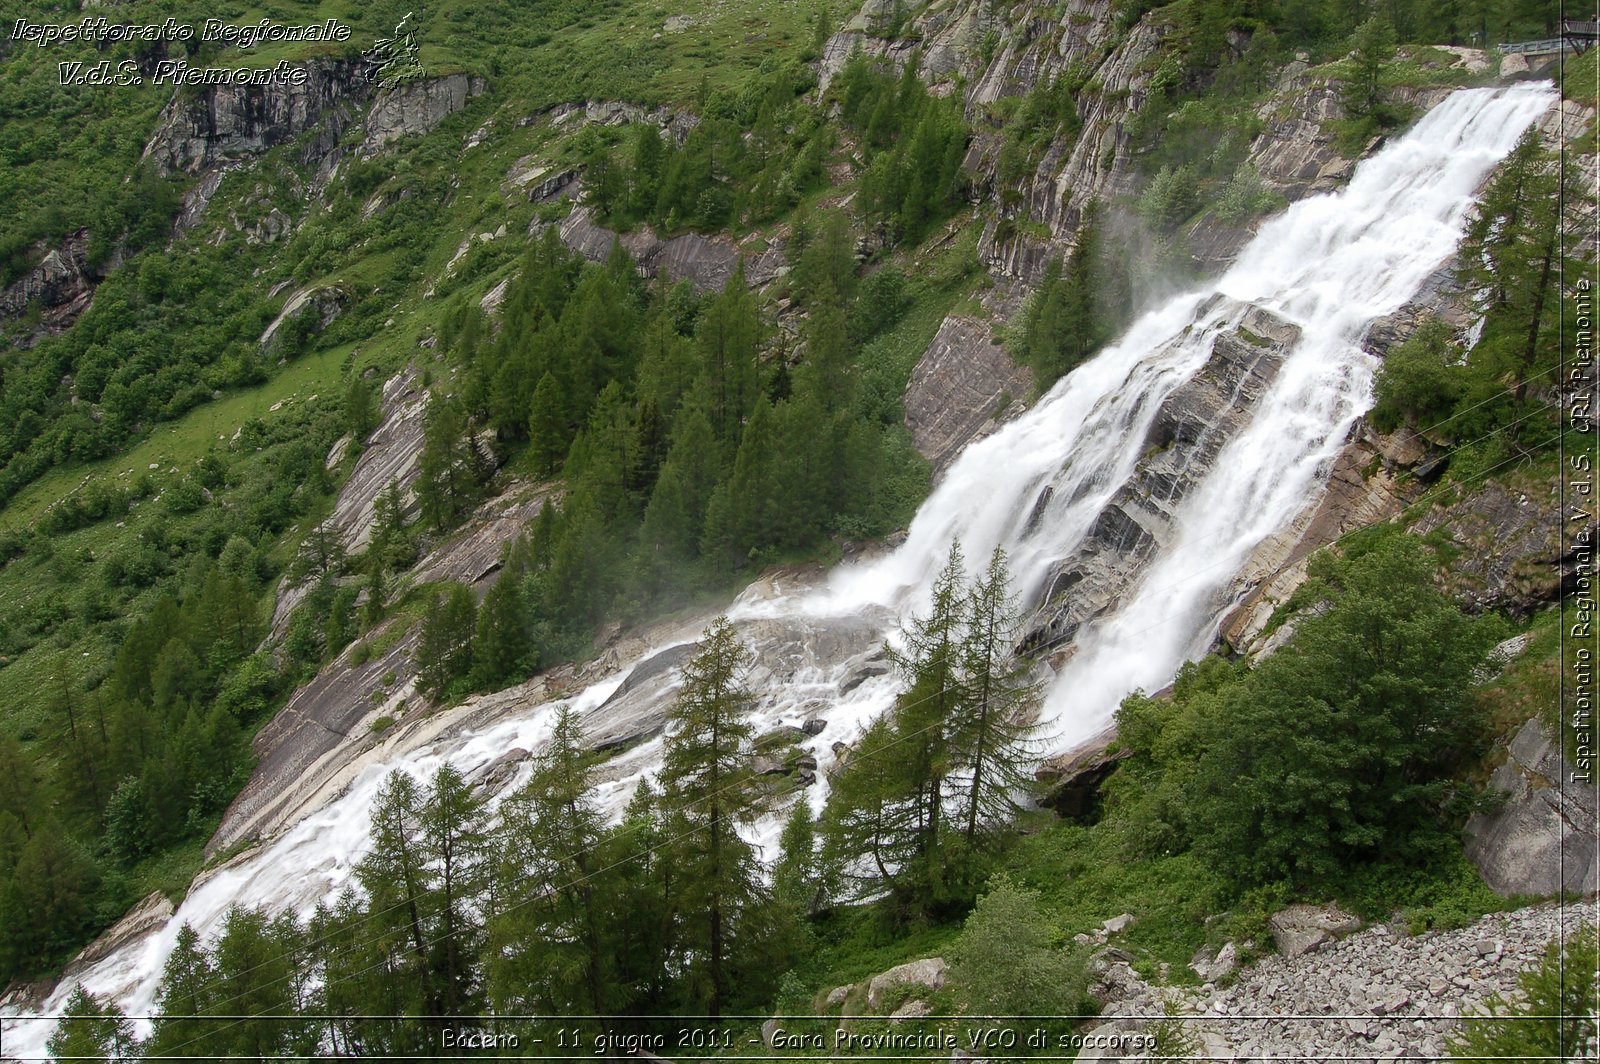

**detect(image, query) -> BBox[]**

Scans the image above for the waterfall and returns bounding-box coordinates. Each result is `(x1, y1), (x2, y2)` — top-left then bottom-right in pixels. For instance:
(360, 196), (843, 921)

(2, 82), (1554, 1057)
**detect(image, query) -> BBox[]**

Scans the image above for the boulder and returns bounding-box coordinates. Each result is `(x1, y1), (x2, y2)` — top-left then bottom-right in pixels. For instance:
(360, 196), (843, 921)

(802, 718), (828, 735)
(1102, 913), (1135, 935)
(890, 1000), (932, 1022)
(753, 756), (788, 777)
(1090, 960), (1149, 1006)
(756, 725), (809, 749)
(866, 957), (947, 1009)
(821, 984), (852, 1009)
(1268, 904), (1360, 958)
(760, 1019), (779, 1047)
(1191, 940), (1240, 983)
(475, 747), (530, 794)
(1464, 717), (1600, 897)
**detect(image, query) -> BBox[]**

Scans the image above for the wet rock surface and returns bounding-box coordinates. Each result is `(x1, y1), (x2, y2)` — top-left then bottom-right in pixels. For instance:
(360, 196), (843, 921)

(1022, 308), (1295, 655)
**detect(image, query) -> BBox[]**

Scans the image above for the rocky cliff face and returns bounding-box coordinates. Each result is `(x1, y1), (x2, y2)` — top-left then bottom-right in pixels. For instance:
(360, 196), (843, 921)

(551, 206), (787, 292)
(822, 0), (1156, 281)
(1465, 717), (1600, 897)
(902, 312), (1032, 473)
(142, 58), (371, 177)
(0, 229), (102, 334)
(1020, 306), (1299, 658)
(360, 73), (488, 154)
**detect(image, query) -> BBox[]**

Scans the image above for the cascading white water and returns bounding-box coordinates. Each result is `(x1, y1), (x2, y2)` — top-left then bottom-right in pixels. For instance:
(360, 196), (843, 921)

(1, 83), (1553, 1059)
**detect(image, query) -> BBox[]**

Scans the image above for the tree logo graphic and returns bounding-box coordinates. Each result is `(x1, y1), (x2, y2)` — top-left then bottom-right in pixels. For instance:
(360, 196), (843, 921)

(364, 11), (425, 85)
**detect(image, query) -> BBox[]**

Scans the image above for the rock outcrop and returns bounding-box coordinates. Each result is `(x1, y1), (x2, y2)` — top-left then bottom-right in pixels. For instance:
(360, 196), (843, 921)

(543, 99), (700, 146)
(1023, 307), (1297, 655)
(258, 285), (348, 350)
(0, 230), (101, 333)
(360, 73), (488, 154)
(903, 314), (1032, 474)
(552, 207), (787, 292)
(267, 368), (426, 641)
(1036, 721), (1129, 821)
(1410, 477), (1581, 617)
(141, 58), (370, 177)
(1465, 717), (1600, 897)
(1217, 422), (1422, 658)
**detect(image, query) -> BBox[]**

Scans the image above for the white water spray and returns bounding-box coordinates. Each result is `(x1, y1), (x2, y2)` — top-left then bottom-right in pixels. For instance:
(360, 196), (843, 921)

(1, 83), (1553, 1058)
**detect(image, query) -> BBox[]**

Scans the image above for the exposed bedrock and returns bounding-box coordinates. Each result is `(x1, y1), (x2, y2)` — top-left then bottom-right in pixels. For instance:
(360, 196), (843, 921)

(141, 58), (371, 177)
(903, 314), (1033, 475)
(0, 229), (103, 335)
(552, 206), (787, 292)
(1465, 717), (1600, 898)
(1020, 307), (1297, 657)
(267, 367), (428, 640)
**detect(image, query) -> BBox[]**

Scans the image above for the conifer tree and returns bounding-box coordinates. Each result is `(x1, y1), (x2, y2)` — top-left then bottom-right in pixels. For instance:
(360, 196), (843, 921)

(772, 800), (829, 916)
(418, 764), (490, 1023)
(823, 544), (1042, 908)
(821, 715), (923, 900)
(417, 396), (490, 531)
(208, 907), (317, 1060)
(311, 889), (413, 1057)
(1458, 126), (1580, 416)
(955, 547), (1043, 846)
(472, 575), (533, 690)
(147, 923), (218, 1059)
(695, 268), (761, 443)
(416, 584), (477, 698)
(659, 617), (764, 1018)
(597, 781), (676, 1015)
(489, 705), (611, 1021)
(48, 985), (137, 1063)
(884, 543), (969, 904)
(1340, 16), (1398, 127)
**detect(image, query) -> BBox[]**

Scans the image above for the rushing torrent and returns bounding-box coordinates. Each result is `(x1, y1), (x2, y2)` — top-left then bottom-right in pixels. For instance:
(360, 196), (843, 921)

(2, 82), (1554, 1055)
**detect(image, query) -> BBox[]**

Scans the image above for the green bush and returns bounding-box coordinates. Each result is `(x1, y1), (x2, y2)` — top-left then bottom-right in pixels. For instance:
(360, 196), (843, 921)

(1369, 317), (1465, 434)
(948, 876), (1095, 1025)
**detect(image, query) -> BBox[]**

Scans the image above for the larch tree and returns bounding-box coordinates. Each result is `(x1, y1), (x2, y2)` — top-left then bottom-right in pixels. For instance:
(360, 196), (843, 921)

(488, 704), (612, 1022)
(48, 985), (137, 1063)
(955, 546), (1043, 847)
(658, 616), (764, 1018)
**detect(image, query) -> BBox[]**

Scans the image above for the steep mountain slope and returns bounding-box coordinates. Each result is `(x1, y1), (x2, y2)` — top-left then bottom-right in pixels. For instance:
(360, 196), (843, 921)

(0, 0), (1594, 1057)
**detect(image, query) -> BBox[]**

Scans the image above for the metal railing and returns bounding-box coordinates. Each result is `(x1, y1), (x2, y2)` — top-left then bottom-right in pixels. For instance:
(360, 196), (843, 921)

(1497, 37), (1571, 54)
(1496, 20), (1598, 55)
